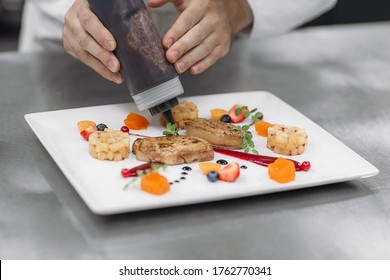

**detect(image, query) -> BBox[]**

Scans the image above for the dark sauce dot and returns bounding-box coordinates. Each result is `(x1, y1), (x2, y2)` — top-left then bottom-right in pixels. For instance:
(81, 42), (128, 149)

(180, 177), (186, 180)
(182, 166), (192, 171)
(240, 165), (248, 169)
(174, 180), (180, 183)
(169, 182), (173, 185)
(216, 159), (228, 165)
(181, 172), (188, 175)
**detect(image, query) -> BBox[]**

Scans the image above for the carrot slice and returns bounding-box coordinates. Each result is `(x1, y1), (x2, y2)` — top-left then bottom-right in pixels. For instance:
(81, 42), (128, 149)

(124, 112), (150, 130)
(268, 158), (295, 183)
(141, 172), (170, 195)
(77, 120), (96, 132)
(255, 121), (273, 137)
(210, 109), (229, 121)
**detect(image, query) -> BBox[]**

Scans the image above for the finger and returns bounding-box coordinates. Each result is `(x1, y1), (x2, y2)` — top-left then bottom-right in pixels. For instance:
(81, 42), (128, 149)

(88, 54), (123, 84)
(189, 44), (229, 75)
(172, 32), (218, 73)
(64, 27), (123, 84)
(76, 26), (120, 73)
(78, 8), (116, 52)
(66, 38), (123, 83)
(65, 11), (121, 74)
(162, 5), (203, 49)
(166, 20), (213, 64)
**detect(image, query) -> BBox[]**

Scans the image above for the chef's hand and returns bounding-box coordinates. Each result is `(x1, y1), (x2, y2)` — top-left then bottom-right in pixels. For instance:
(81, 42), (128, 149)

(63, 0), (123, 84)
(148, 0), (253, 74)
(62, 0), (252, 83)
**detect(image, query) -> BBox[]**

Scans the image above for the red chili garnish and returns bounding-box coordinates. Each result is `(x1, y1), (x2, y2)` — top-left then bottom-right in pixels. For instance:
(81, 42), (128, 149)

(213, 148), (310, 172)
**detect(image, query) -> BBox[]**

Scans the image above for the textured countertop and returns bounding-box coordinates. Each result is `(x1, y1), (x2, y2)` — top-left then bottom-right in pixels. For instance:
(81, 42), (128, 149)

(1, 22), (389, 259)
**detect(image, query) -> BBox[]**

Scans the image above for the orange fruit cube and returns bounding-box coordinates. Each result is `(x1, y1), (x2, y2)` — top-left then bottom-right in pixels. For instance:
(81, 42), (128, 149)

(255, 121), (273, 137)
(77, 120), (96, 132)
(124, 112), (150, 130)
(268, 158), (296, 183)
(141, 172), (170, 195)
(210, 108), (229, 121)
(198, 162), (221, 175)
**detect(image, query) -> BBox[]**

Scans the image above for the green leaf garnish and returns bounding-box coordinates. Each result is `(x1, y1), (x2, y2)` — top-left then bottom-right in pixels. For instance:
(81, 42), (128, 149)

(234, 105), (263, 123)
(163, 123), (179, 136)
(235, 125), (259, 154)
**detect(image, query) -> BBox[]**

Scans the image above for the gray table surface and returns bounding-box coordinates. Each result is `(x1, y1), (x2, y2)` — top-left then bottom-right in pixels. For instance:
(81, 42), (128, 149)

(1, 22), (390, 260)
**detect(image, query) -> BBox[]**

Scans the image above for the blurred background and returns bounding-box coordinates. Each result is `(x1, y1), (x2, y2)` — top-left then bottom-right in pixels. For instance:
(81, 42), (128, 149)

(0, 0), (390, 52)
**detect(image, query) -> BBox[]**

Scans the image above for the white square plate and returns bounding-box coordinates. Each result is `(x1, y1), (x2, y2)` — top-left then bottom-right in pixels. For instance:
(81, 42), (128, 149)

(25, 91), (378, 215)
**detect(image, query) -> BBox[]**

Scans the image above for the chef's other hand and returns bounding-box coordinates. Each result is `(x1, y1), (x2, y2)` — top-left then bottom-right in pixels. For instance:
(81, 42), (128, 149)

(63, 0), (123, 84)
(148, 0), (253, 74)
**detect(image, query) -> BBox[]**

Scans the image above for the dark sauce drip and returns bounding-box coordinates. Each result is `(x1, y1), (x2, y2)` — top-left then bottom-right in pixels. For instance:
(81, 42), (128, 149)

(174, 180), (180, 183)
(240, 165), (248, 169)
(180, 177), (186, 180)
(182, 166), (192, 171)
(181, 172), (188, 175)
(216, 159), (228, 165)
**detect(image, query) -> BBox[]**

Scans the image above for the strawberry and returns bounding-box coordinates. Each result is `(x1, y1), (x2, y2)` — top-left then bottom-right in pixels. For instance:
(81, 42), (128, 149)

(228, 104), (249, 123)
(218, 162), (240, 182)
(80, 125), (97, 141)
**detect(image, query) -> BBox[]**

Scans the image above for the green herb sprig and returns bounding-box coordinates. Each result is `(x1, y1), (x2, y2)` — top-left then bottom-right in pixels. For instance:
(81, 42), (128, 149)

(235, 106), (263, 123)
(163, 123), (179, 136)
(235, 124), (259, 154)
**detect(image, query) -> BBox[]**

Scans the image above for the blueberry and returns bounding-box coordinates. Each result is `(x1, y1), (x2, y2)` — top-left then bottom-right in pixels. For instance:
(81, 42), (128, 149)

(207, 171), (219, 183)
(220, 114), (231, 123)
(96, 123), (108, 131)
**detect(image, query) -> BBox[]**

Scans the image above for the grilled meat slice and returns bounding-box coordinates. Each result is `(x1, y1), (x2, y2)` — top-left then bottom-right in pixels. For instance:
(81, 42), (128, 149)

(132, 135), (214, 165)
(184, 118), (243, 149)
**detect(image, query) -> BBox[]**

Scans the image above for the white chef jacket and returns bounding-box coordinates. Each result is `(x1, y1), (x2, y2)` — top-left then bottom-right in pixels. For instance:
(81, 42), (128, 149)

(18, 0), (337, 52)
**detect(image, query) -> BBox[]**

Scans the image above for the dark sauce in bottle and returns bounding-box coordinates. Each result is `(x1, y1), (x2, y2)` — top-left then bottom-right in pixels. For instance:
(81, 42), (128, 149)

(88, 0), (183, 116)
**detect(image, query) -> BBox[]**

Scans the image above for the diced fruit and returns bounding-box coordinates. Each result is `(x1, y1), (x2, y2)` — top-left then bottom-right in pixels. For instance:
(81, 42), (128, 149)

(210, 108), (229, 121)
(218, 162), (240, 182)
(80, 125), (97, 141)
(300, 161), (311, 171)
(120, 126), (130, 133)
(220, 114), (232, 123)
(228, 104), (249, 123)
(255, 121), (273, 137)
(159, 101), (198, 129)
(268, 158), (296, 183)
(207, 171), (219, 182)
(89, 129), (130, 161)
(199, 162), (221, 175)
(267, 124), (308, 156)
(96, 123), (108, 131)
(124, 112), (150, 130)
(141, 172), (170, 195)
(77, 120), (96, 132)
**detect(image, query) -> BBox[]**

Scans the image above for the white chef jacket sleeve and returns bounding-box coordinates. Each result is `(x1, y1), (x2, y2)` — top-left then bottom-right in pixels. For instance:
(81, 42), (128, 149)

(245, 0), (337, 40)
(18, 0), (73, 52)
